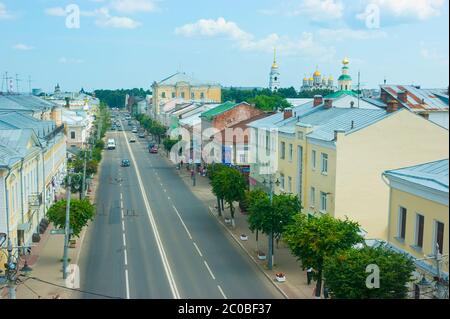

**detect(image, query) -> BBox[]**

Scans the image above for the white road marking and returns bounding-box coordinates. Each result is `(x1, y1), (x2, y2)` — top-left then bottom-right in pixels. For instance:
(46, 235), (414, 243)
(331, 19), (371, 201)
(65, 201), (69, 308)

(122, 233), (126, 247)
(125, 269), (130, 299)
(204, 261), (216, 280)
(172, 205), (192, 240)
(120, 193), (123, 201)
(124, 249), (128, 266)
(121, 219), (125, 232)
(217, 285), (227, 299)
(193, 242), (203, 257)
(122, 130), (181, 299)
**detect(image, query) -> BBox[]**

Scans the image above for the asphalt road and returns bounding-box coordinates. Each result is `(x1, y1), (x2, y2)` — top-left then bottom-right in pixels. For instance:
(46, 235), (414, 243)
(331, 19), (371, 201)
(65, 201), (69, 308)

(77, 117), (284, 299)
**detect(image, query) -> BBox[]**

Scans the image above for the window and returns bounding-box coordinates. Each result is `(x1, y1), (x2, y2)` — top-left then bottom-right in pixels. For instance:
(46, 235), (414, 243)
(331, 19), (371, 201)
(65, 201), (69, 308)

(320, 192), (327, 212)
(321, 153), (328, 174)
(280, 142), (286, 160)
(310, 187), (315, 207)
(398, 207), (407, 240)
(171, 92), (176, 98)
(312, 150), (316, 170)
(70, 131), (76, 139)
(161, 92), (166, 98)
(191, 92), (195, 99)
(415, 214), (424, 248)
(288, 176), (292, 193)
(200, 92), (205, 99)
(280, 174), (285, 190)
(435, 221), (444, 254)
(288, 144), (293, 162)
(181, 92), (185, 99)
(297, 132), (304, 140)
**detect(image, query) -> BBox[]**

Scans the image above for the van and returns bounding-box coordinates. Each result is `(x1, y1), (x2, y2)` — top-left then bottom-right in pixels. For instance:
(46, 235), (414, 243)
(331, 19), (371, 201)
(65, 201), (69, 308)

(107, 139), (116, 150)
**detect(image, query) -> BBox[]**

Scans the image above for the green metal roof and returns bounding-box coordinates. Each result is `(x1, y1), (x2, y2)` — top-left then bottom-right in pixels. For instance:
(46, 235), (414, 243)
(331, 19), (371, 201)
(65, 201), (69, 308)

(338, 74), (352, 81)
(200, 101), (238, 120)
(325, 90), (358, 98)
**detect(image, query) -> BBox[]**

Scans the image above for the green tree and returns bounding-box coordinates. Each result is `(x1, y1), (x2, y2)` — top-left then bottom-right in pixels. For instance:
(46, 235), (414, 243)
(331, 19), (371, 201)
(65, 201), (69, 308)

(247, 95), (291, 111)
(163, 138), (179, 156)
(323, 245), (415, 299)
(284, 214), (364, 298)
(246, 189), (271, 253)
(208, 163), (227, 216)
(214, 167), (246, 226)
(47, 199), (95, 238)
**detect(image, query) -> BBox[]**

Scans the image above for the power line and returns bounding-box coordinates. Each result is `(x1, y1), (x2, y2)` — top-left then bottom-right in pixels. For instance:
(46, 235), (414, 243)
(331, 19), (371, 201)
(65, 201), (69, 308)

(21, 275), (123, 299)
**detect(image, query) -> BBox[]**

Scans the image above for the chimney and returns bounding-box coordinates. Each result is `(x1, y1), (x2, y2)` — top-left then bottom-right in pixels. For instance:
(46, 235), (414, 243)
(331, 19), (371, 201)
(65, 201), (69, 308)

(334, 129), (346, 141)
(283, 108), (293, 120)
(324, 98), (333, 109)
(313, 95), (323, 107)
(387, 100), (398, 113)
(397, 91), (407, 103)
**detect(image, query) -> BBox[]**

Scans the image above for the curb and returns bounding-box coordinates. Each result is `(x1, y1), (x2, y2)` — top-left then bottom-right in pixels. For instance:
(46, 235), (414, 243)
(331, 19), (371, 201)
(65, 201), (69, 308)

(206, 206), (290, 300)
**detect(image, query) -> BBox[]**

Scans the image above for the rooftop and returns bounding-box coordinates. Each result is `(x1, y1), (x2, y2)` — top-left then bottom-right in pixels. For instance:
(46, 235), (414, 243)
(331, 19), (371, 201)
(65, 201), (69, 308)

(157, 72), (220, 87)
(200, 101), (240, 121)
(381, 85), (449, 112)
(384, 159), (449, 193)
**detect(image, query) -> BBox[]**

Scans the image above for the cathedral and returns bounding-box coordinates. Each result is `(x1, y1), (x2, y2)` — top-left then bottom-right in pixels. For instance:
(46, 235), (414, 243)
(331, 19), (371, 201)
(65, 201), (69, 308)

(300, 68), (335, 92)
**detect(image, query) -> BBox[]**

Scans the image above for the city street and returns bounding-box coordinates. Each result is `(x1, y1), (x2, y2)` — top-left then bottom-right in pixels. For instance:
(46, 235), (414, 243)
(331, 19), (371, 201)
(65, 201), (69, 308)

(76, 118), (284, 299)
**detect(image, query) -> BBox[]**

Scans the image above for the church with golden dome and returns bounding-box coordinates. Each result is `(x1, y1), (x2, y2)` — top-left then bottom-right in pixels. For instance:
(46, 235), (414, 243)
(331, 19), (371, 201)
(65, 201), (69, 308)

(269, 48), (280, 92)
(300, 68), (335, 92)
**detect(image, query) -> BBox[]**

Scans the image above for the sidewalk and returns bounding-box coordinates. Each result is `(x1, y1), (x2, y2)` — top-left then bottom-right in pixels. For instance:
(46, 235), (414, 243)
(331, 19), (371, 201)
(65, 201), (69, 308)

(0, 162), (101, 299)
(162, 154), (316, 299)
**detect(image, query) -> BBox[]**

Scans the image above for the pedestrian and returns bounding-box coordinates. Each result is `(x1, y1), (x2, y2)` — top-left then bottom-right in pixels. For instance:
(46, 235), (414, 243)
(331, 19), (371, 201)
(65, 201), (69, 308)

(307, 267), (314, 285)
(180, 160), (183, 168)
(323, 285), (330, 299)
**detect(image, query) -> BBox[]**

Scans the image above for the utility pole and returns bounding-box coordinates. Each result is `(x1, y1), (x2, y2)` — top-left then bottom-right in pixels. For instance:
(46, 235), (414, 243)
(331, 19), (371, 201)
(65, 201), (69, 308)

(15, 74), (21, 94)
(268, 179), (274, 270)
(62, 174), (71, 279)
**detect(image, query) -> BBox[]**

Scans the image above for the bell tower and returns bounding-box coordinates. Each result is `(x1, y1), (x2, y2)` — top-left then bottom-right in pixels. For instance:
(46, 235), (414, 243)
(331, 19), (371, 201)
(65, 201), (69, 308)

(269, 48), (280, 92)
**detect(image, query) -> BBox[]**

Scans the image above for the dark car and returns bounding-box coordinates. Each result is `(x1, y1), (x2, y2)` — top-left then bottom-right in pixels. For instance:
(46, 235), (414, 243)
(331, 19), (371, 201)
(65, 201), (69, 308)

(150, 146), (158, 154)
(121, 159), (131, 167)
(138, 132), (145, 138)
(148, 142), (156, 149)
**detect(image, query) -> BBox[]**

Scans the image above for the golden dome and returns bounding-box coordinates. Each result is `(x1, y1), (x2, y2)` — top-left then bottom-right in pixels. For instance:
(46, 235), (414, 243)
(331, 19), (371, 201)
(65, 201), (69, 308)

(342, 57), (350, 65)
(313, 70), (321, 77)
(328, 75), (334, 81)
(303, 77), (308, 81)
(309, 77), (314, 81)
(272, 61), (279, 69)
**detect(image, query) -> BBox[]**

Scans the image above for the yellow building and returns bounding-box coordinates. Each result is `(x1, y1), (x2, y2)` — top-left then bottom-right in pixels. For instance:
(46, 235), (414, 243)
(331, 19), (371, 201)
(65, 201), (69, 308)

(250, 96), (449, 240)
(383, 159), (448, 295)
(151, 72), (221, 118)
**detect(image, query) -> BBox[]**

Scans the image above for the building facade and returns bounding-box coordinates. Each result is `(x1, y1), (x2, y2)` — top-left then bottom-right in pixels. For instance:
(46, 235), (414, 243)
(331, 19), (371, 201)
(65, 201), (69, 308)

(384, 159), (449, 298)
(151, 72), (221, 119)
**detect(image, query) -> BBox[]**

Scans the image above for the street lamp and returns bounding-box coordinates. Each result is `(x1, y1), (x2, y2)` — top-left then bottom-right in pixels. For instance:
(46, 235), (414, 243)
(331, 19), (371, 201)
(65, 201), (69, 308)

(262, 175), (280, 270)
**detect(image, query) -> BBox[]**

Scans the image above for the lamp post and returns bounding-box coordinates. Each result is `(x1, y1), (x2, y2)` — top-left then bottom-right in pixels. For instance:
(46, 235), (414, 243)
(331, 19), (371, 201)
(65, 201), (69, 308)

(263, 175), (280, 270)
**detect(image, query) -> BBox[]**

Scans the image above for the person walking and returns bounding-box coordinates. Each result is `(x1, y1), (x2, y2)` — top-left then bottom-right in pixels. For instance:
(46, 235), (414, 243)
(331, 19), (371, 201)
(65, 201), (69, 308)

(307, 267), (314, 285)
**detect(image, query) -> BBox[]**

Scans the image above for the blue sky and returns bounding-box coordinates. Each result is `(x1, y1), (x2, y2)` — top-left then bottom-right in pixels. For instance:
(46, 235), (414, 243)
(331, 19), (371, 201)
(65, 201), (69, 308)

(0, 0), (448, 92)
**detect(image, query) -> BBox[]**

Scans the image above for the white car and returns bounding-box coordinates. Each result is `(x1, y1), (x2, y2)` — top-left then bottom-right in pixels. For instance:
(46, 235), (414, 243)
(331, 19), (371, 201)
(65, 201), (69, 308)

(129, 137), (136, 143)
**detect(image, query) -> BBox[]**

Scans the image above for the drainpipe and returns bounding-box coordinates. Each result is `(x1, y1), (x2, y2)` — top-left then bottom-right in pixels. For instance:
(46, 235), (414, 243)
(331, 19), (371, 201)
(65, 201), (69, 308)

(381, 173), (392, 244)
(1, 166), (12, 239)
(19, 158), (25, 225)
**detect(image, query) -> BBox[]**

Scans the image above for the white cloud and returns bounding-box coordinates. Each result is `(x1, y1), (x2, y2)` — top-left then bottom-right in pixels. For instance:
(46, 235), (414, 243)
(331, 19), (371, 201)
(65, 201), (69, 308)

(288, 0), (344, 20)
(45, 7), (67, 17)
(361, 0), (445, 21)
(317, 28), (386, 41)
(95, 8), (141, 28)
(13, 43), (34, 50)
(59, 57), (84, 64)
(175, 17), (335, 62)
(420, 43), (449, 66)
(110, 0), (157, 14)
(0, 2), (12, 19)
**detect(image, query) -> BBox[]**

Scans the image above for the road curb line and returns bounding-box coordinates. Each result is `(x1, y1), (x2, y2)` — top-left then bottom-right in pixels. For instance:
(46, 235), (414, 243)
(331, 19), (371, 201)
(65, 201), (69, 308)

(207, 207), (289, 299)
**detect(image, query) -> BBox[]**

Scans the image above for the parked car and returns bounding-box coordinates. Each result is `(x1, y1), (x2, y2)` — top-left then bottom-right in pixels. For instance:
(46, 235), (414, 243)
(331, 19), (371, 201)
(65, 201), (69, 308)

(129, 137), (136, 143)
(148, 142), (156, 150)
(150, 146), (158, 154)
(132, 127), (138, 133)
(138, 132), (145, 138)
(121, 159), (131, 167)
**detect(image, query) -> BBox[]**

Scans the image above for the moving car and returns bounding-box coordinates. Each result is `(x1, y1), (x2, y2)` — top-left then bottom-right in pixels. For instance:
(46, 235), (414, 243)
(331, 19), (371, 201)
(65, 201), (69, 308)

(150, 146), (158, 154)
(129, 137), (136, 143)
(121, 159), (130, 167)
(107, 139), (116, 150)
(148, 142), (155, 150)
(138, 132), (145, 138)
(132, 127), (138, 133)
